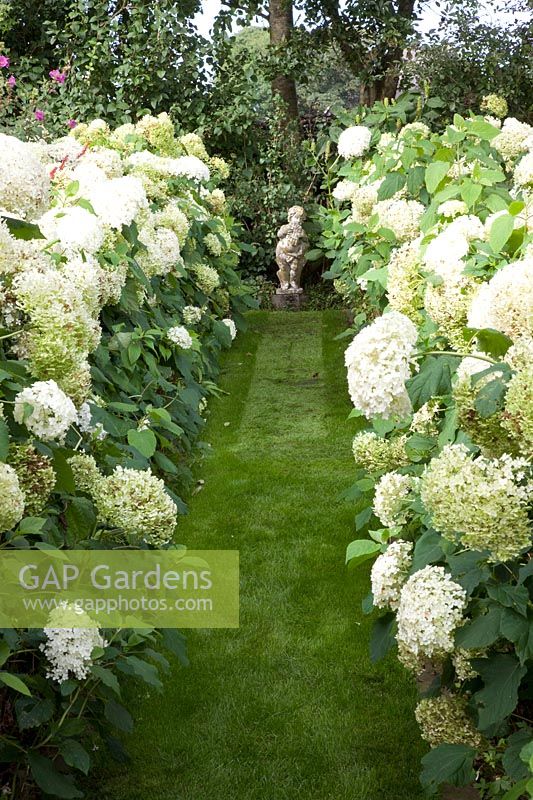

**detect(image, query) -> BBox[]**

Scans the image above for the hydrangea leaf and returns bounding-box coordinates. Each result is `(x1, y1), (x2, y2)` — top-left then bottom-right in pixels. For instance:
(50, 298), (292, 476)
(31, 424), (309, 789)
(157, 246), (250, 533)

(472, 654), (527, 731)
(28, 752), (83, 799)
(370, 612), (396, 663)
(407, 355), (460, 410)
(420, 744), (476, 793)
(127, 428), (157, 459)
(425, 161), (451, 194)
(345, 538), (381, 567)
(489, 213), (515, 254)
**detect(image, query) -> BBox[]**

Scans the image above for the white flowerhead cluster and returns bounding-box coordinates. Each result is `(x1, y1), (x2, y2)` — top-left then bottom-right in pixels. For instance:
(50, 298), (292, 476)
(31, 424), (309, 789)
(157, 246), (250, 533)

(179, 132), (210, 161)
(350, 184), (380, 224)
(333, 179), (358, 202)
(352, 431), (409, 472)
(492, 118), (533, 162)
(153, 200), (190, 247)
(88, 175), (148, 229)
(82, 147), (124, 178)
(137, 224), (181, 277)
(222, 318), (237, 341)
(337, 125), (372, 159)
(167, 325), (193, 349)
(396, 566), (467, 668)
(480, 94), (508, 119)
(14, 380), (77, 441)
(374, 199), (425, 242)
(437, 200), (468, 219)
(205, 188), (226, 215)
(373, 472), (414, 528)
(0, 133), (50, 220)
(94, 467), (177, 547)
(371, 540), (413, 610)
(194, 263), (220, 294)
(423, 215), (484, 284)
(182, 305), (203, 325)
(467, 258), (533, 339)
(344, 311), (418, 420)
(399, 121), (430, 139)
(38, 206), (105, 255)
(420, 443), (531, 562)
(0, 463), (25, 533)
(135, 112), (176, 153)
(204, 232), (223, 257)
(415, 694), (482, 749)
(386, 239), (423, 322)
(171, 155), (210, 182)
(514, 151), (533, 188)
(377, 132), (397, 152)
(41, 605), (105, 683)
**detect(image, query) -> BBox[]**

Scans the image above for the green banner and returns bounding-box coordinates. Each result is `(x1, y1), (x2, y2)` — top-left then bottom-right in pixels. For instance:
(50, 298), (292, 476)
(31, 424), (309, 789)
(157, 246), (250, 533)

(0, 550), (239, 628)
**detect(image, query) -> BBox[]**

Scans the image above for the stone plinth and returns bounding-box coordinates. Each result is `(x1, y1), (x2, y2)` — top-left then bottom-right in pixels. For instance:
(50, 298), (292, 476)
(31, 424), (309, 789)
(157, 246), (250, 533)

(271, 290), (307, 311)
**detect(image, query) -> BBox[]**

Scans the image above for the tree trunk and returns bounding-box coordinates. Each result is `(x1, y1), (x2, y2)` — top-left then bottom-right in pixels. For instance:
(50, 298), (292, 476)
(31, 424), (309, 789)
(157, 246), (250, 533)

(269, 0), (299, 125)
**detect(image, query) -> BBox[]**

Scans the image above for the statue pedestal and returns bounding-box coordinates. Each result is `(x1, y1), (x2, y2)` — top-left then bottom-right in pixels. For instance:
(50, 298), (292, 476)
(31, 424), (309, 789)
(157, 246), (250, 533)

(271, 289), (307, 311)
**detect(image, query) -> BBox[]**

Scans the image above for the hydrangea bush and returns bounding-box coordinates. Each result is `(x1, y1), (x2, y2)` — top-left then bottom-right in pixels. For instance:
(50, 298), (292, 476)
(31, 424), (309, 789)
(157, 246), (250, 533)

(0, 113), (253, 798)
(326, 99), (533, 798)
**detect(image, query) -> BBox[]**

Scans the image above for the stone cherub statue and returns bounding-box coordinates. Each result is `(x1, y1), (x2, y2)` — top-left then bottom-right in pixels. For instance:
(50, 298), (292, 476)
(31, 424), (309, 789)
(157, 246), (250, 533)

(275, 206), (309, 293)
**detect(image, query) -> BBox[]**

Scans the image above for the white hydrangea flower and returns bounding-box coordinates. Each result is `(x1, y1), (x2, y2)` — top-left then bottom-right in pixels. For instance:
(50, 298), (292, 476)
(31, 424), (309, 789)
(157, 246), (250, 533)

(167, 325), (193, 349)
(0, 133), (51, 220)
(344, 311), (418, 420)
(137, 225), (181, 277)
(492, 117), (533, 161)
(386, 238), (423, 321)
(514, 151), (533, 187)
(337, 126), (372, 159)
(333, 179), (358, 202)
(182, 306), (203, 325)
(371, 540), (413, 610)
(397, 566), (467, 667)
(373, 472), (414, 528)
(467, 258), (533, 339)
(0, 463), (25, 532)
(351, 183), (380, 224)
(399, 121), (430, 139)
(374, 199), (425, 242)
(420, 443), (531, 562)
(222, 318), (237, 341)
(88, 175), (148, 229)
(170, 155), (210, 182)
(14, 380), (78, 441)
(41, 604), (106, 683)
(82, 147), (123, 178)
(437, 200), (468, 218)
(94, 466), (177, 547)
(38, 205), (105, 254)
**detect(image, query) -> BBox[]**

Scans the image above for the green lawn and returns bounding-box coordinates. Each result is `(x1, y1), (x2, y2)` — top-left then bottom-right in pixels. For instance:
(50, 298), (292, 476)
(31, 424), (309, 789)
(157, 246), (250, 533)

(96, 311), (425, 800)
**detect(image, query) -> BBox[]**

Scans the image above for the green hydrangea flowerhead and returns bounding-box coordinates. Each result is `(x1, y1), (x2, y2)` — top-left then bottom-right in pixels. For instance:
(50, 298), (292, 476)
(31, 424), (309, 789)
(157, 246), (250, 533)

(194, 264), (220, 295)
(68, 453), (102, 494)
(503, 365), (533, 459)
(420, 444), (531, 562)
(386, 239), (424, 324)
(0, 463), (25, 532)
(352, 431), (409, 473)
(10, 444), (55, 515)
(179, 133), (210, 162)
(136, 113), (177, 155)
(415, 694), (483, 749)
(94, 466), (177, 547)
(480, 94), (508, 119)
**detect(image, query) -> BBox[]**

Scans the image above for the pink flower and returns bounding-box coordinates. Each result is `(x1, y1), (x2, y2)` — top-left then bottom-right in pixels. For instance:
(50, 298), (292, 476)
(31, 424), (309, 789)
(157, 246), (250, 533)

(49, 69), (66, 84)
(7, 75), (15, 88)
(67, 119), (77, 129)
(0, 56), (10, 68)
(34, 109), (45, 122)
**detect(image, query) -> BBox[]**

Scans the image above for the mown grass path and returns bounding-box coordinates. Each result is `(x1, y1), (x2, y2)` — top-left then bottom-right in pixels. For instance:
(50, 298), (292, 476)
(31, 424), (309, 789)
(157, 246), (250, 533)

(98, 311), (425, 800)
